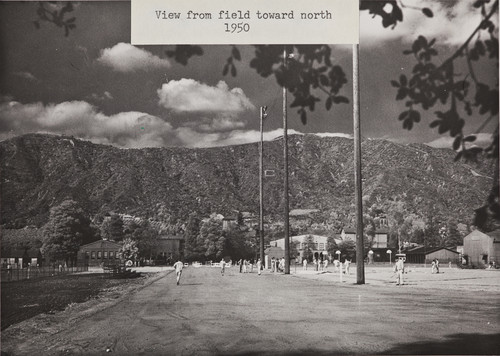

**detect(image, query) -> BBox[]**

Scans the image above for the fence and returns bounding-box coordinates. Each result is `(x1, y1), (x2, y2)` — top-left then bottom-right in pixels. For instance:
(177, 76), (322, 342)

(1, 265), (89, 282)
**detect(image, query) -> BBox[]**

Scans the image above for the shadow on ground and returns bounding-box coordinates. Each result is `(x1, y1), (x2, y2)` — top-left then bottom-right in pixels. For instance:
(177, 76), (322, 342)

(378, 332), (500, 355)
(216, 333), (500, 356)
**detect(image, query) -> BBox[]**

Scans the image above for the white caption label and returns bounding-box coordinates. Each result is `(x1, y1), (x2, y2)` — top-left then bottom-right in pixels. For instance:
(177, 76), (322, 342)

(131, 0), (359, 45)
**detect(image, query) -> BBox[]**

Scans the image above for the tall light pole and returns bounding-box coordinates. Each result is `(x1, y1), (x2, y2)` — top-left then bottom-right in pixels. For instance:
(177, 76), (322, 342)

(353, 42), (365, 284)
(259, 106), (267, 267)
(283, 46), (290, 275)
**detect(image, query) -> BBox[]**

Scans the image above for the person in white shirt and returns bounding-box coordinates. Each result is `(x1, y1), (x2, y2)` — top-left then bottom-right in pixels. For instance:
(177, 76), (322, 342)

(173, 260), (184, 285)
(303, 259), (307, 270)
(220, 258), (226, 276)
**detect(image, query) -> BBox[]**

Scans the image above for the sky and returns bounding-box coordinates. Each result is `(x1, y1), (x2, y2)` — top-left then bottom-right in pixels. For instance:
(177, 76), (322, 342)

(0, 0), (498, 149)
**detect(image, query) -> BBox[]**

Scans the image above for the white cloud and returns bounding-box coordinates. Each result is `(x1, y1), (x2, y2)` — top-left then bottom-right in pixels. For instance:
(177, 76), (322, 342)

(361, 1), (493, 46)
(88, 91), (114, 102)
(97, 42), (171, 72)
(13, 72), (37, 81)
(157, 79), (255, 113)
(426, 133), (494, 149)
(0, 99), (177, 148)
(0, 98), (356, 149)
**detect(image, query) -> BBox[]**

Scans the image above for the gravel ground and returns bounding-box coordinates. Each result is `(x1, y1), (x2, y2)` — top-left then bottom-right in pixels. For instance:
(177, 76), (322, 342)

(2, 265), (499, 355)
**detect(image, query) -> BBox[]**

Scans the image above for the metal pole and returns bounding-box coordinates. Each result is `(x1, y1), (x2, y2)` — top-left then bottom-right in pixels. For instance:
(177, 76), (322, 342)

(259, 106), (266, 267)
(283, 46), (290, 275)
(353, 43), (365, 284)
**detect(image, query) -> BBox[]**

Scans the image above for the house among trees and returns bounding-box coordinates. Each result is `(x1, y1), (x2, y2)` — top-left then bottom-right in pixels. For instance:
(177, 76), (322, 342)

(404, 246), (459, 264)
(78, 240), (122, 267)
(341, 227), (388, 248)
(222, 212), (259, 231)
(463, 229), (500, 267)
(1, 248), (43, 268)
(154, 235), (184, 264)
(270, 234), (341, 263)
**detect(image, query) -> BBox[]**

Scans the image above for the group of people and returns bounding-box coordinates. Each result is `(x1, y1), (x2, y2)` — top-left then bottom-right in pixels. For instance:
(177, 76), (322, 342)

(269, 257), (285, 273)
(302, 258), (330, 272)
(237, 259), (261, 274)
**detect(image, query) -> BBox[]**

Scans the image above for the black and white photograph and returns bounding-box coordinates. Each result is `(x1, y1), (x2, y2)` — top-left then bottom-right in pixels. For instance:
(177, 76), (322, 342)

(1, 1), (499, 355)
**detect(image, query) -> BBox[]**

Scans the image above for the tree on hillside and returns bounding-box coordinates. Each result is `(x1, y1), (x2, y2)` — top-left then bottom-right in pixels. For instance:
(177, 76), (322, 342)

(200, 214), (225, 261)
(42, 200), (97, 264)
(119, 238), (138, 263)
(363, 215), (376, 249)
(337, 239), (356, 262)
(224, 229), (255, 261)
(183, 213), (205, 262)
(327, 235), (338, 258)
(100, 214), (124, 241)
(302, 235), (315, 262)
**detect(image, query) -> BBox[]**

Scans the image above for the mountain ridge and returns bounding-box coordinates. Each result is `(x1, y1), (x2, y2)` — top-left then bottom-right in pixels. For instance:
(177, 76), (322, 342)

(0, 133), (494, 231)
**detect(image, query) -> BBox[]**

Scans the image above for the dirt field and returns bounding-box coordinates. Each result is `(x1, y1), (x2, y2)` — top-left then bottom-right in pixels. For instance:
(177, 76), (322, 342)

(1, 273), (145, 330)
(1, 266), (499, 355)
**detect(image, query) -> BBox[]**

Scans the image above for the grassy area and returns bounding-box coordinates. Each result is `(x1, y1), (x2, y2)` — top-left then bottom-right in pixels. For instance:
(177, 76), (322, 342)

(1, 273), (143, 330)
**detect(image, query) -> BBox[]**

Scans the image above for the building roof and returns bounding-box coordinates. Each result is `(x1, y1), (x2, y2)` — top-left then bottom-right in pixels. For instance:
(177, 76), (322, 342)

(343, 227), (389, 234)
(271, 235), (342, 246)
(486, 229), (500, 242)
(289, 209), (319, 217)
(159, 235), (184, 240)
(1, 248), (41, 258)
(264, 246), (284, 258)
(80, 240), (122, 249)
(405, 246), (459, 255)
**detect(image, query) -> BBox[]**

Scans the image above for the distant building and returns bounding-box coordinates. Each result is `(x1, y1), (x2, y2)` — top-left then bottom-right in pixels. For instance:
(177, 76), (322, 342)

(463, 229), (500, 267)
(155, 235), (184, 264)
(342, 227), (388, 248)
(270, 234), (341, 263)
(404, 246), (459, 264)
(78, 240), (122, 267)
(222, 212), (260, 231)
(1, 248), (43, 268)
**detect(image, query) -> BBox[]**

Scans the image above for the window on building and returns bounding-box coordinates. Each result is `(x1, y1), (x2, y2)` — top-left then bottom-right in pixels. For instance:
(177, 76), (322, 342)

(97, 251), (102, 259)
(109, 251), (114, 259)
(319, 243), (325, 250)
(104, 251), (108, 259)
(85, 251), (90, 259)
(299, 243), (304, 250)
(115, 251), (120, 259)
(91, 251), (96, 259)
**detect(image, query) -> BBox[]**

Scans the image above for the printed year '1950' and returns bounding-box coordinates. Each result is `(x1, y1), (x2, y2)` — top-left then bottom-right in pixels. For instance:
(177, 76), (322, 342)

(224, 22), (250, 33)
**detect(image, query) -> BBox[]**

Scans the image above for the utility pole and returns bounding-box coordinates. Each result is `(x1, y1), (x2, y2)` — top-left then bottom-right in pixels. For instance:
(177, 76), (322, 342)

(259, 106), (267, 267)
(283, 46), (290, 275)
(353, 42), (365, 284)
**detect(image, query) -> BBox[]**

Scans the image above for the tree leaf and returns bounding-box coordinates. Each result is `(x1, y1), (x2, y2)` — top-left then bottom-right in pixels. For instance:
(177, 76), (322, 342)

(453, 136), (461, 150)
(232, 46), (241, 61)
(422, 8), (433, 18)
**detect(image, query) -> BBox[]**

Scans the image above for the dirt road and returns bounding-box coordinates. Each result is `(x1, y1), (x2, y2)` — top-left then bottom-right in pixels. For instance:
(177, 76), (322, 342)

(2, 266), (499, 355)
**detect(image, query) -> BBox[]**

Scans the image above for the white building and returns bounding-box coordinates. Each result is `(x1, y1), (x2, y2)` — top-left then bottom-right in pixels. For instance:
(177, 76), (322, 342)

(270, 234), (342, 262)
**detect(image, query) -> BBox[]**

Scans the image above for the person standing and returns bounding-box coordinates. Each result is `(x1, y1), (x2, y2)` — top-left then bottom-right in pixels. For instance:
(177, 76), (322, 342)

(435, 259), (440, 273)
(395, 258), (404, 286)
(173, 260), (184, 285)
(344, 259), (351, 275)
(257, 258), (262, 276)
(220, 258), (226, 276)
(302, 258), (307, 271)
(239, 259), (243, 273)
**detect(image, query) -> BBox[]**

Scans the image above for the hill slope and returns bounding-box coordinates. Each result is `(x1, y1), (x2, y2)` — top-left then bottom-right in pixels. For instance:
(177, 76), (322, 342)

(0, 133), (494, 229)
